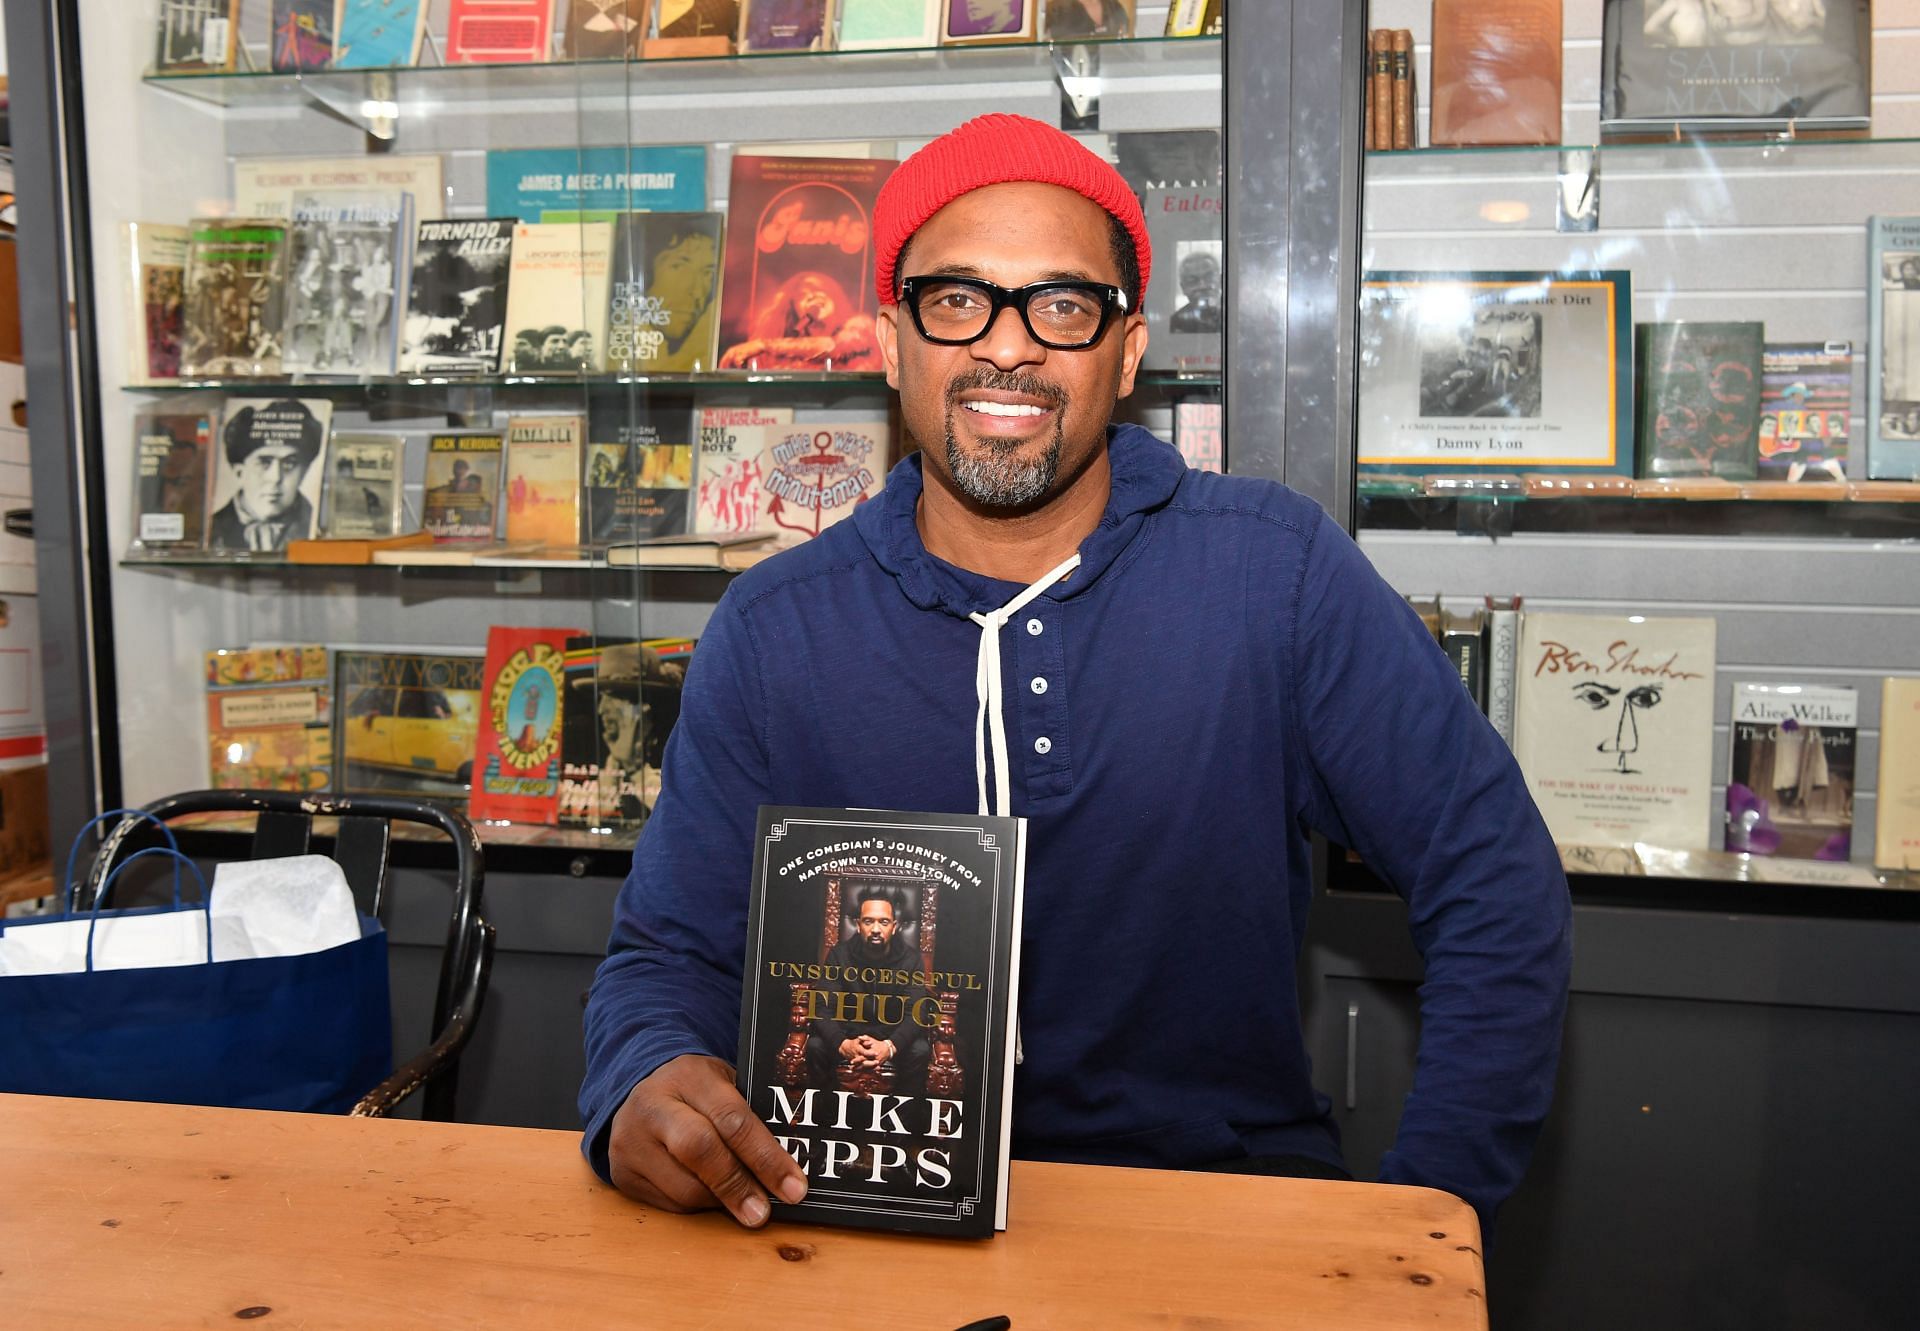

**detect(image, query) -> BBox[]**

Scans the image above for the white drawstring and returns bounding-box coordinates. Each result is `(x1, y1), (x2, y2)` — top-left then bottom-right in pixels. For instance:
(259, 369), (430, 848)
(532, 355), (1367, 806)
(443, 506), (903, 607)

(968, 552), (1081, 817)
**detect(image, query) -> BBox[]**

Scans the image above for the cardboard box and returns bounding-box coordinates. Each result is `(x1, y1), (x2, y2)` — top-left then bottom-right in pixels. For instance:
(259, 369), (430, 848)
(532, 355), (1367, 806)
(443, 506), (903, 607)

(0, 763), (49, 879)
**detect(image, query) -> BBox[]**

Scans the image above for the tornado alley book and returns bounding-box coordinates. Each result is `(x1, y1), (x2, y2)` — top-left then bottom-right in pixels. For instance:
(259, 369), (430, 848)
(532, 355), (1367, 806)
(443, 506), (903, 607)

(737, 805), (1027, 1237)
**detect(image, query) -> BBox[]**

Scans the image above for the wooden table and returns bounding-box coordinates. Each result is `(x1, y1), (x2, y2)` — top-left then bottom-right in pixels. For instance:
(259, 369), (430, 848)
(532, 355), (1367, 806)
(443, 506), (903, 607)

(1, 1094), (1487, 1329)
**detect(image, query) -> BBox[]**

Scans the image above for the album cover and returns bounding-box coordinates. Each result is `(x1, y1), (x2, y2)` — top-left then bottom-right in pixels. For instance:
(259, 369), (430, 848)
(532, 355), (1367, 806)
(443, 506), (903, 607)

(180, 219), (290, 378)
(154, 0), (241, 72)
(1726, 682), (1857, 861)
(232, 154), (445, 222)
(556, 635), (696, 829)
(206, 646), (333, 793)
(1636, 321), (1765, 479)
(320, 432), (404, 539)
(1759, 341), (1851, 482)
(1868, 215), (1920, 481)
(422, 432), (505, 541)
(132, 409), (214, 551)
(483, 145), (708, 221)
(502, 221), (615, 372)
(282, 190), (414, 376)
(693, 419), (886, 538)
(584, 391), (696, 543)
(334, 0), (432, 68)
(123, 222), (189, 386)
(469, 626), (583, 825)
(503, 414), (584, 547)
(205, 399), (335, 553)
(332, 649), (485, 802)
(271, 0), (336, 71)
(609, 212), (725, 372)
(1141, 185), (1222, 373)
(401, 218), (517, 375)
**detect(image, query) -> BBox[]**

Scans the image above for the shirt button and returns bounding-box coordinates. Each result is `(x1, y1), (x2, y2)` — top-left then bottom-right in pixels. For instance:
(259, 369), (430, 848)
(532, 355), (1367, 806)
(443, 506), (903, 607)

(1026, 618), (1043, 637)
(1030, 677), (1049, 695)
(1034, 736), (1053, 755)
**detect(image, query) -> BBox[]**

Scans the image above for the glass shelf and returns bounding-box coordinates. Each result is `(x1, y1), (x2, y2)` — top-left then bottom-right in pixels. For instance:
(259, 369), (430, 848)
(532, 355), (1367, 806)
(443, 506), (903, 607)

(126, 369), (1216, 395)
(1364, 135), (1920, 178)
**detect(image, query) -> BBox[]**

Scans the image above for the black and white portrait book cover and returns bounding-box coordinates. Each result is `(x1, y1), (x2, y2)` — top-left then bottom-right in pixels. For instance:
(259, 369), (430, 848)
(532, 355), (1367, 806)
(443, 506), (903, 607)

(1140, 184), (1222, 373)
(401, 218), (517, 376)
(737, 806), (1027, 1238)
(1868, 214), (1920, 481)
(282, 191), (414, 377)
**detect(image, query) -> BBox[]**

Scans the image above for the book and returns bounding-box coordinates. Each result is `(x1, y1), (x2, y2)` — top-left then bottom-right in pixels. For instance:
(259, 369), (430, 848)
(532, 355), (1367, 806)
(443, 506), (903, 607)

(1759, 341), (1851, 483)
(132, 409), (214, 551)
(837, 0), (939, 49)
(272, 0), (337, 70)
(1172, 398), (1222, 472)
(1044, 0), (1132, 40)
(154, 0), (241, 73)
(1390, 29), (1414, 151)
(1512, 611), (1718, 850)
(693, 419), (886, 539)
(1440, 608), (1486, 713)
(1726, 683), (1857, 862)
(557, 635), (696, 828)
(422, 432), (505, 542)
(446, 0), (554, 62)
(940, 0), (1036, 43)
(287, 529), (433, 564)
(657, 0), (741, 38)
(483, 145), (708, 222)
(604, 531), (780, 567)
(736, 804), (1027, 1236)
(1483, 595), (1523, 748)
(1876, 677), (1920, 871)
(400, 218), (517, 375)
(332, 649), (485, 802)
(741, 0), (833, 51)
(504, 414), (584, 548)
(206, 399), (335, 554)
(1161, 0), (1219, 37)
(1362, 31), (1376, 152)
(584, 392), (696, 543)
(123, 222), (189, 386)
(1867, 216), (1920, 482)
(232, 154), (445, 222)
(370, 539), (542, 566)
(282, 190), (414, 376)
(206, 646), (333, 793)
(179, 219), (290, 378)
(1112, 130), (1220, 199)
(1140, 186), (1222, 373)
(1430, 0), (1561, 147)
(502, 221), (615, 373)
(468, 627), (584, 825)
(561, 0), (651, 58)
(333, 0), (431, 68)
(1637, 321), (1766, 480)
(717, 154), (895, 372)
(320, 432), (404, 539)
(608, 212), (725, 373)
(1601, 0), (1872, 138)
(1369, 29), (1392, 154)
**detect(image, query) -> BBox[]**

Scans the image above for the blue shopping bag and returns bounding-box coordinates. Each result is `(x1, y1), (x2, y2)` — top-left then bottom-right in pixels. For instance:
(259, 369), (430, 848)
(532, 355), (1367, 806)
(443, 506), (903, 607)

(0, 814), (392, 1113)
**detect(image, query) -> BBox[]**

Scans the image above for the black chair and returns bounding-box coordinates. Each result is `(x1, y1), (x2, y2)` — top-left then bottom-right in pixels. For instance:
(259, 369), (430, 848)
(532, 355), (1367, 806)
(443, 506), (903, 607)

(80, 789), (495, 1122)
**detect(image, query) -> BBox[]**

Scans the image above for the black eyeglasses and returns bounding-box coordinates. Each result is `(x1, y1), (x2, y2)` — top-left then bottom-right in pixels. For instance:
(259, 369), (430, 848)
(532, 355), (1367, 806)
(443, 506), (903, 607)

(899, 275), (1130, 351)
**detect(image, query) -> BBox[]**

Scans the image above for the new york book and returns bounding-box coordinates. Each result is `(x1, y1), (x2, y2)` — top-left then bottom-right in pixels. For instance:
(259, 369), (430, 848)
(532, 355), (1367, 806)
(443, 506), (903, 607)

(283, 190), (414, 376)
(468, 626), (583, 825)
(556, 635), (695, 829)
(332, 649), (485, 801)
(180, 219), (289, 378)
(736, 805), (1026, 1236)
(1726, 682), (1857, 862)
(1868, 215), (1920, 481)
(504, 414), (584, 548)
(206, 645), (332, 793)
(423, 432), (505, 541)
(1877, 677), (1920, 871)
(401, 218), (516, 375)
(1760, 341), (1851, 482)
(132, 409), (213, 551)
(1141, 186), (1222, 373)
(1637, 321), (1765, 479)
(609, 212), (725, 373)
(502, 221), (615, 373)
(585, 392), (696, 543)
(717, 154), (896, 371)
(123, 222), (189, 386)
(271, 0), (336, 71)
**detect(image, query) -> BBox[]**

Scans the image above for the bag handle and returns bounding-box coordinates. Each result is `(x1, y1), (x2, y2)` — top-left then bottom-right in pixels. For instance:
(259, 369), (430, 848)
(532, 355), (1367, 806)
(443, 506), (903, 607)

(83, 847), (213, 974)
(62, 808), (183, 916)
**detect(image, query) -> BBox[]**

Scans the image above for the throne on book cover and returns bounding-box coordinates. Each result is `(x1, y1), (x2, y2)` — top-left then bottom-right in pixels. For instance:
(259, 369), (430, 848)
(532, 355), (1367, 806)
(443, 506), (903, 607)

(776, 870), (963, 1098)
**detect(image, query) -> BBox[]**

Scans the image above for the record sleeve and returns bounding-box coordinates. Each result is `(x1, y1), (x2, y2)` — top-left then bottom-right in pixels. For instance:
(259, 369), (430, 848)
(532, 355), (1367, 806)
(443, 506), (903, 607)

(205, 398), (335, 554)
(401, 218), (516, 375)
(321, 433), (404, 539)
(233, 154), (445, 222)
(332, 649), (485, 802)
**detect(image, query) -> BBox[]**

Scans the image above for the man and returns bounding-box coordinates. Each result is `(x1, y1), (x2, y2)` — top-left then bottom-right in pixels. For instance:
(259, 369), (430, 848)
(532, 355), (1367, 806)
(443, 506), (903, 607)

(805, 891), (929, 1091)
(207, 399), (324, 552)
(1169, 245), (1223, 333)
(582, 114), (1570, 1235)
(644, 225), (720, 366)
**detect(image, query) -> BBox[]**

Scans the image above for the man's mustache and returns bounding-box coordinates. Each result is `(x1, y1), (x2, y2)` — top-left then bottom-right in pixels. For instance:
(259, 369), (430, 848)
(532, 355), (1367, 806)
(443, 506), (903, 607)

(944, 368), (1068, 410)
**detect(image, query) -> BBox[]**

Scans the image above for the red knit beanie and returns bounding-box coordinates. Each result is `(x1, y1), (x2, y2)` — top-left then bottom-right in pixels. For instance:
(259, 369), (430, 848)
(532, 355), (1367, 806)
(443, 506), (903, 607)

(872, 113), (1151, 309)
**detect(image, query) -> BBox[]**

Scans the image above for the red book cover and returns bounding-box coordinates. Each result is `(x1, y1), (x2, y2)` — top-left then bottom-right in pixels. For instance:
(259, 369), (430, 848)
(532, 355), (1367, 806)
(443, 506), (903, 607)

(717, 154), (898, 372)
(468, 626), (582, 825)
(447, 0), (554, 63)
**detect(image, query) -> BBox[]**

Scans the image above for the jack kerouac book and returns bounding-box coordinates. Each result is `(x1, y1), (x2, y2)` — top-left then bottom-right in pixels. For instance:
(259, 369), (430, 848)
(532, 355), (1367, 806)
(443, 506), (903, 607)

(123, 222), (189, 386)
(205, 398), (334, 554)
(1868, 215), (1920, 481)
(1877, 677), (1920, 871)
(1726, 682), (1857, 862)
(1141, 186), (1222, 373)
(737, 805), (1026, 1237)
(423, 432), (505, 541)
(693, 418), (886, 539)
(1760, 341), (1852, 482)
(609, 212), (725, 373)
(283, 190), (414, 376)
(503, 221), (615, 373)
(504, 414), (584, 548)
(401, 218), (516, 375)
(132, 408), (213, 552)
(1513, 611), (1718, 851)
(206, 645), (332, 793)
(469, 626), (583, 825)
(332, 649), (484, 802)
(585, 392), (696, 543)
(557, 635), (694, 829)
(180, 219), (290, 378)
(321, 433), (403, 539)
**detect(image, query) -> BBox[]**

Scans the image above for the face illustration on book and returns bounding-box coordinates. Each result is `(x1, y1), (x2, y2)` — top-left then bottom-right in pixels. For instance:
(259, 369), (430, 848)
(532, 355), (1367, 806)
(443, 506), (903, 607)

(953, 0), (1022, 36)
(650, 230), (718, 347)
(1644, 0), (1828, 47)
(1572, 680), (1664, 774)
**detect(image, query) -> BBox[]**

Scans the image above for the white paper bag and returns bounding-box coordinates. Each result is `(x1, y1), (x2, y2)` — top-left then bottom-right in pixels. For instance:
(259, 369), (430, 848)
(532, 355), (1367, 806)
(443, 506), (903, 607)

(209, 855), (360, 960)
(0, 908), (211, 976)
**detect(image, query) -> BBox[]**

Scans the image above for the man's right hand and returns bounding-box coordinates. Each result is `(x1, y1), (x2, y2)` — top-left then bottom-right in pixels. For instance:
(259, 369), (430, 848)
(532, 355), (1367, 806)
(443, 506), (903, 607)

(606, 1054), (808, 1227)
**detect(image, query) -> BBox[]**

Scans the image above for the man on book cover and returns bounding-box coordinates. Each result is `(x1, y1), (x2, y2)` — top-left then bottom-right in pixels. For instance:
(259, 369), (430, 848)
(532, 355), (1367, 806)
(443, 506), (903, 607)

(802, 889), (930, 1092)
(583, 115), (1571, 1239)
(207, 400), (323, 552)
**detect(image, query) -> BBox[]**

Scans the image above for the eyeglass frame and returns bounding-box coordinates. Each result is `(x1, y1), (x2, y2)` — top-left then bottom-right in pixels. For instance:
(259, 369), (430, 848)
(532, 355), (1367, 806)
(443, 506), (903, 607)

(897, 274), (1133, 351)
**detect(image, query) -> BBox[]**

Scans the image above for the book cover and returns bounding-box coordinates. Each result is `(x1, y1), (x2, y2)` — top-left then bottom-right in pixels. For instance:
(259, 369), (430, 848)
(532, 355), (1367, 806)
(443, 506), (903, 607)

(717, 154), (895, 372)
(1637, 321), (1765, 479)
(206, 399), (334, 554)
(282, 190), (413, 376)
(468, 626), (583, 825)
(333, 0), (431, 68)
(1430, 0), (1561, 146)
(557, 635), (695, 828)
(1140, 186), (1221, 373)
(1045, 0), (1132, 40)
(1441, 608), (1487, 713)
(1868, 215), (1920, 482)
(132, 410), (214, 551)
(1512, 611), (1718, 850)
(1484, 596), (1523, 748)
(604, 532), (779, 567)
(1172, 398), (1222, 472)
(180, 219), (290, 378)
(484, 145), (708, 222)
(123, 222), (189, 386)
(321, 432), (403, 539)
(446, 0), (554, 62)
(657, 0), (741, 38)
(741, 0), (833, 51)
(837, 0), (940, 49)
(562, 0), (652, 57)
(1726, 683), (1857, 861)
(504, 414), (584, 548)
(233, 154), (445, 222)
(940, 0), (1035, 43)
(584, 392), (696, 543)
(155, 0), (241, 72)
(206, 646), (333, 793)
(1876, 677), (1920, 871)
(1370, 29), (1393, 153)
(332, 649), (485, 802)
(608, 212), (725, 372)
(693, 419), (886, 539)
(1161, 0), (1219, 36)
(272, 0), (336, 69)
(401, 218), (517, 375)
(503, 221), (615, 372)
(423, 432), (505, 541)
(1759, 341), (1851, 482)
(1602, 0), (1871, 137)
(1390, 28), (1414, 151)
(737, 804), (1026, 1236)
(1112, 129), (1220, 200)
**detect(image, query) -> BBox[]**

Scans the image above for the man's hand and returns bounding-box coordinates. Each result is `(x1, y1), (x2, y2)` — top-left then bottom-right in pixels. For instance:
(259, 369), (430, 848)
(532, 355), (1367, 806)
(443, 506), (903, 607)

(606, 1054), (807, 1227)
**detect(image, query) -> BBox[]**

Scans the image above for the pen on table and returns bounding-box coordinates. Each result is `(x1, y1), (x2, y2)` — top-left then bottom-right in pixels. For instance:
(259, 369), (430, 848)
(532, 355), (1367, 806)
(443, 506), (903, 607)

(953, 1318), (1011, 1331)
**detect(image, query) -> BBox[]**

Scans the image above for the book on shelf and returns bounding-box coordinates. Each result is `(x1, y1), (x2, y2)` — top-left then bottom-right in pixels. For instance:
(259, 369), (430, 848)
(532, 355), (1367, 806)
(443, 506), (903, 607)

(1161, 0), (1219, 37)
(1044, 0), (1132, 41)
(717, 154), (896, 372)
(560, 0), (652, 59)
(737, 804), (1026, 1236)
(1172, 398), (1222, 472)
(837, 0), (940, 49)
(1440, 608), (1486, 713)
(484, 145), (708, 222)
(205, 399), (335, 554)
(740, 0), (833, 51)
(648, 0), (740, 54)
(1726, 682), (1857, 862)
(332, 649), (485, 803)
(1368, 30), (1392, 153)
(1482, 595), (1523, 749)
(287, 529), (434, 565)
(1512, 611), (1718, 850)
(608, 212), (725, 373)
(502, 221), (615, 373)
(371, 539), (545, 566)
(940, 0), (1036, 43)
(585, 392), (697, 543)
(503, 414), (585, 548)
(132, 409), (214, 553)
(282, 190), (415, 377)
(603, 531), (781, 568)
(1876, 677), (1920, 871)
(446, 0), (555, 63)
(557, 635), (695, 829)
(320, 433), (405, 540)
(1430, 0), (1562, 146)
(1760, 341), (1852, 483)
(122, 222), (189, 386)
(1112, 129), (1219, 199)
(205, 646), (332, 793)
(693, 418), (887, 541)
(232, 154), (445, 223)
(1637, 321), (1765, 480)
(468, 626), (584, 826)
(401, 218), (517, 376)
(154, 1), (241, 74)
(422, 432), (505, 542)
(1867, 216), (1920, 482)
(180, 219), (290, 378)
(334, 0), (432, 68)
(1389, 28), (1414, 151)
(1140, 186), (1222, 373)
(271, 0), (336, 70)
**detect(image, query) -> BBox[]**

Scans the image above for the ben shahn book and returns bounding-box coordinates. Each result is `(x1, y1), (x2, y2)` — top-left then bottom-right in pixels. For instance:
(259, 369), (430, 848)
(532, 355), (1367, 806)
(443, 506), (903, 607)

(737, 805), (1026, 1237)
